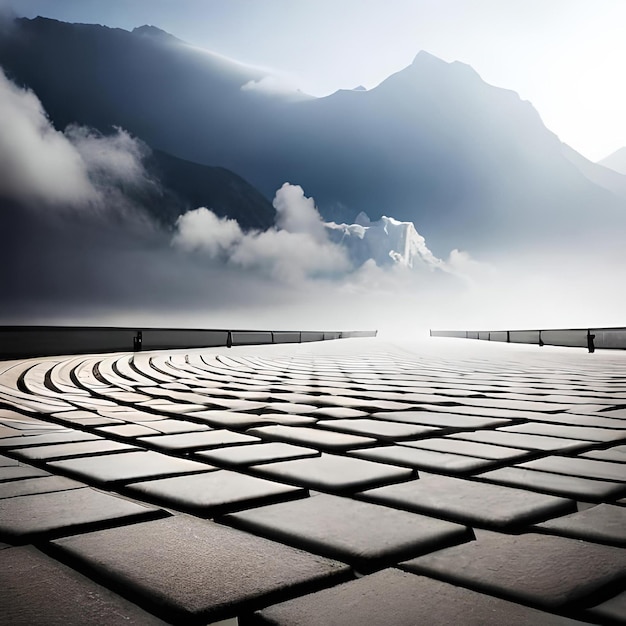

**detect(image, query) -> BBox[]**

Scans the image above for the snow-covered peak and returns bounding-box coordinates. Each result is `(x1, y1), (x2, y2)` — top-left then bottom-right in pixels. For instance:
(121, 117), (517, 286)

(325, 214), (444, 270)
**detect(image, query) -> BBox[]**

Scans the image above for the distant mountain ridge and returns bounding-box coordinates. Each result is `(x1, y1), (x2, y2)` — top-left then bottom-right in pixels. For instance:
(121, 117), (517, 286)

(1, 16), (624, 253)
(599, 147), (626, 176)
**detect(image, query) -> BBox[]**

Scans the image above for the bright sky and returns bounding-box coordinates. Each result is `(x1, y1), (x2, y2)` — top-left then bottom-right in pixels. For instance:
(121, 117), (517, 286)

(5, 0), (626, 161)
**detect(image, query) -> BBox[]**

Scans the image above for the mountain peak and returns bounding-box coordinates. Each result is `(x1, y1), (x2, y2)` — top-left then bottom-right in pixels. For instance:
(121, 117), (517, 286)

(411, 50), (446, 65)
(410, 50), (479, 78)
(599, 146), (626, 175)
(132, 24), (181, 43)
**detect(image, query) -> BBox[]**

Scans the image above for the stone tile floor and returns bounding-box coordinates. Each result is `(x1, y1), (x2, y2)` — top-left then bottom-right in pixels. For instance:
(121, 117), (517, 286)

(0, 337), (624, 625)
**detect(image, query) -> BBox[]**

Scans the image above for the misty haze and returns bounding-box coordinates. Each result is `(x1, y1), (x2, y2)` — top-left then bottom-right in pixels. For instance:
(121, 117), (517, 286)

(0, 4), (625, 332)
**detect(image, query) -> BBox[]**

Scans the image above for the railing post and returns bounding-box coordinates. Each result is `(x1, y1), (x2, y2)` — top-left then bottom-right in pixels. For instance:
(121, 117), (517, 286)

(133, 330), (142, 352)
(587, 329), (595, 353)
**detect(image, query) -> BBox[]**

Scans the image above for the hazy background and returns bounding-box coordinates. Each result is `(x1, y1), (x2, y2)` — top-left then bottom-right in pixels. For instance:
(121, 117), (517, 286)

(6, 0), (626, 162)
(1, 2), (625, 335)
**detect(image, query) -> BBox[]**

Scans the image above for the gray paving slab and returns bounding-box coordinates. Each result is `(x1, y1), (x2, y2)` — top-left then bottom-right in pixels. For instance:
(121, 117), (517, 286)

(0, 475), (82, 499)
(361, 474), (574, 528)
(0, 424), (21, 438)
(0, 487), (165, 541)
(95, 424), (161, 438)
(248, 425), (376, 450)
(124, 470), (306, 516)
(519, 456), (626, 482)
(582, 445), (626, 463)
(51, 515), (350, 624)
(0, 546), (166, 625)
(191, 410), (316, 428)
(449, 430), (592, 452)
(195, 442), (320, 466)
(477, 466), (626, 501)
(535, 503), (626, 546)
(309, 407), (369, 418)
(501, 423), (626, 442)
(0, 431), (100, 448)
(138, 430), (260, 451)
(316, 418), (438, 439)
(10, 440), (138, 462)
(350, 445), (497, 474)
(585, 590), (626, 625)
(51, 410), (121, 427)
(0, 464), (49, 482)
(222, 494), (470, 571)
(371, 410), (511, 429)
(402, 530), (626, 609)
(249, 568), (586, 626)
(399, 437), (533, 461)
(49, 450), (214, 484)
(137, 419), (212, 434)
(251, 453), (413, 493)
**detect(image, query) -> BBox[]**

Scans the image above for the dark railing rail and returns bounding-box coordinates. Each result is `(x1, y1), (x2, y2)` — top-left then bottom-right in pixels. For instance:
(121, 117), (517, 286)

(0, 326), (377, 360)
(430, 326), (626, 353)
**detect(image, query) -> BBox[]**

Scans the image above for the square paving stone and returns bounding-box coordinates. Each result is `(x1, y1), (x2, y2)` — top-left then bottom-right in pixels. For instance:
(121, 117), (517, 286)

(0, 546), (166, 625)
(0, 464), (49, 482)
(138, 430), (260, 452)
(360, 474), (574, 528)
(247, 425), (376, 451)
(192, 410), (317, 428)
(581, 445), (626, 463)
(0, 487), (165, 542)
(0, 475), (82, 499)
(139, 419), (212, 434)
(586, 590), (626, 625)
(477, 466), (626, 501)
(51, 515), (350, 624)
(501, 423), (626, 442)
(401, 530), (626, 609)
(251, 453), (413, 493)
(124, 470), (307, 516)
(316, 418), (438, 439)
(535, 504), (626, 546)
(10, 440), (138, 462)
(449, 430), (592, 452)
(195, 442), (320, 467)
(399, 437), (533, 461)
(249, 568), (585, 626)
(350, 445), (497, 474)
(518, 456), (626, 482)
(49, 450), (214, 485)
(309, 407), (369, 418)
(222, 494), (470, 571)
(0, 425), (21, 438)
(371, 410), (511, 429)
(0, 431), (100, 448)
(96, 424), (162, 438)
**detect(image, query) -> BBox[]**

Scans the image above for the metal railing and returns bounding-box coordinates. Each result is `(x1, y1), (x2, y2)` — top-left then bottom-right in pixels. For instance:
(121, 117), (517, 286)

(430, 326), (626, 353)
(0, 326), (377, 360)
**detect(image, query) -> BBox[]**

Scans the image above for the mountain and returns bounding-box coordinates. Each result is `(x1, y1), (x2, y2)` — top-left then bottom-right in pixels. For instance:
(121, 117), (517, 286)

(1, 17), (624, 254)
(146, 149), (275, 230)
(326, 213), (445, 270)
(599, 147), (626, 176)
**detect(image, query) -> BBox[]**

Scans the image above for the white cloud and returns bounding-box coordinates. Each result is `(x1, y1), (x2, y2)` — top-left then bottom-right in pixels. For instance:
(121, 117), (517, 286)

(0, 67), (96, 206)
(230, 228), (350, 281)
(0, 66), (154, 212)
(172, 183), (351, 281)
(172, 207), (243, 256)
(273, 182), (328, 241)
